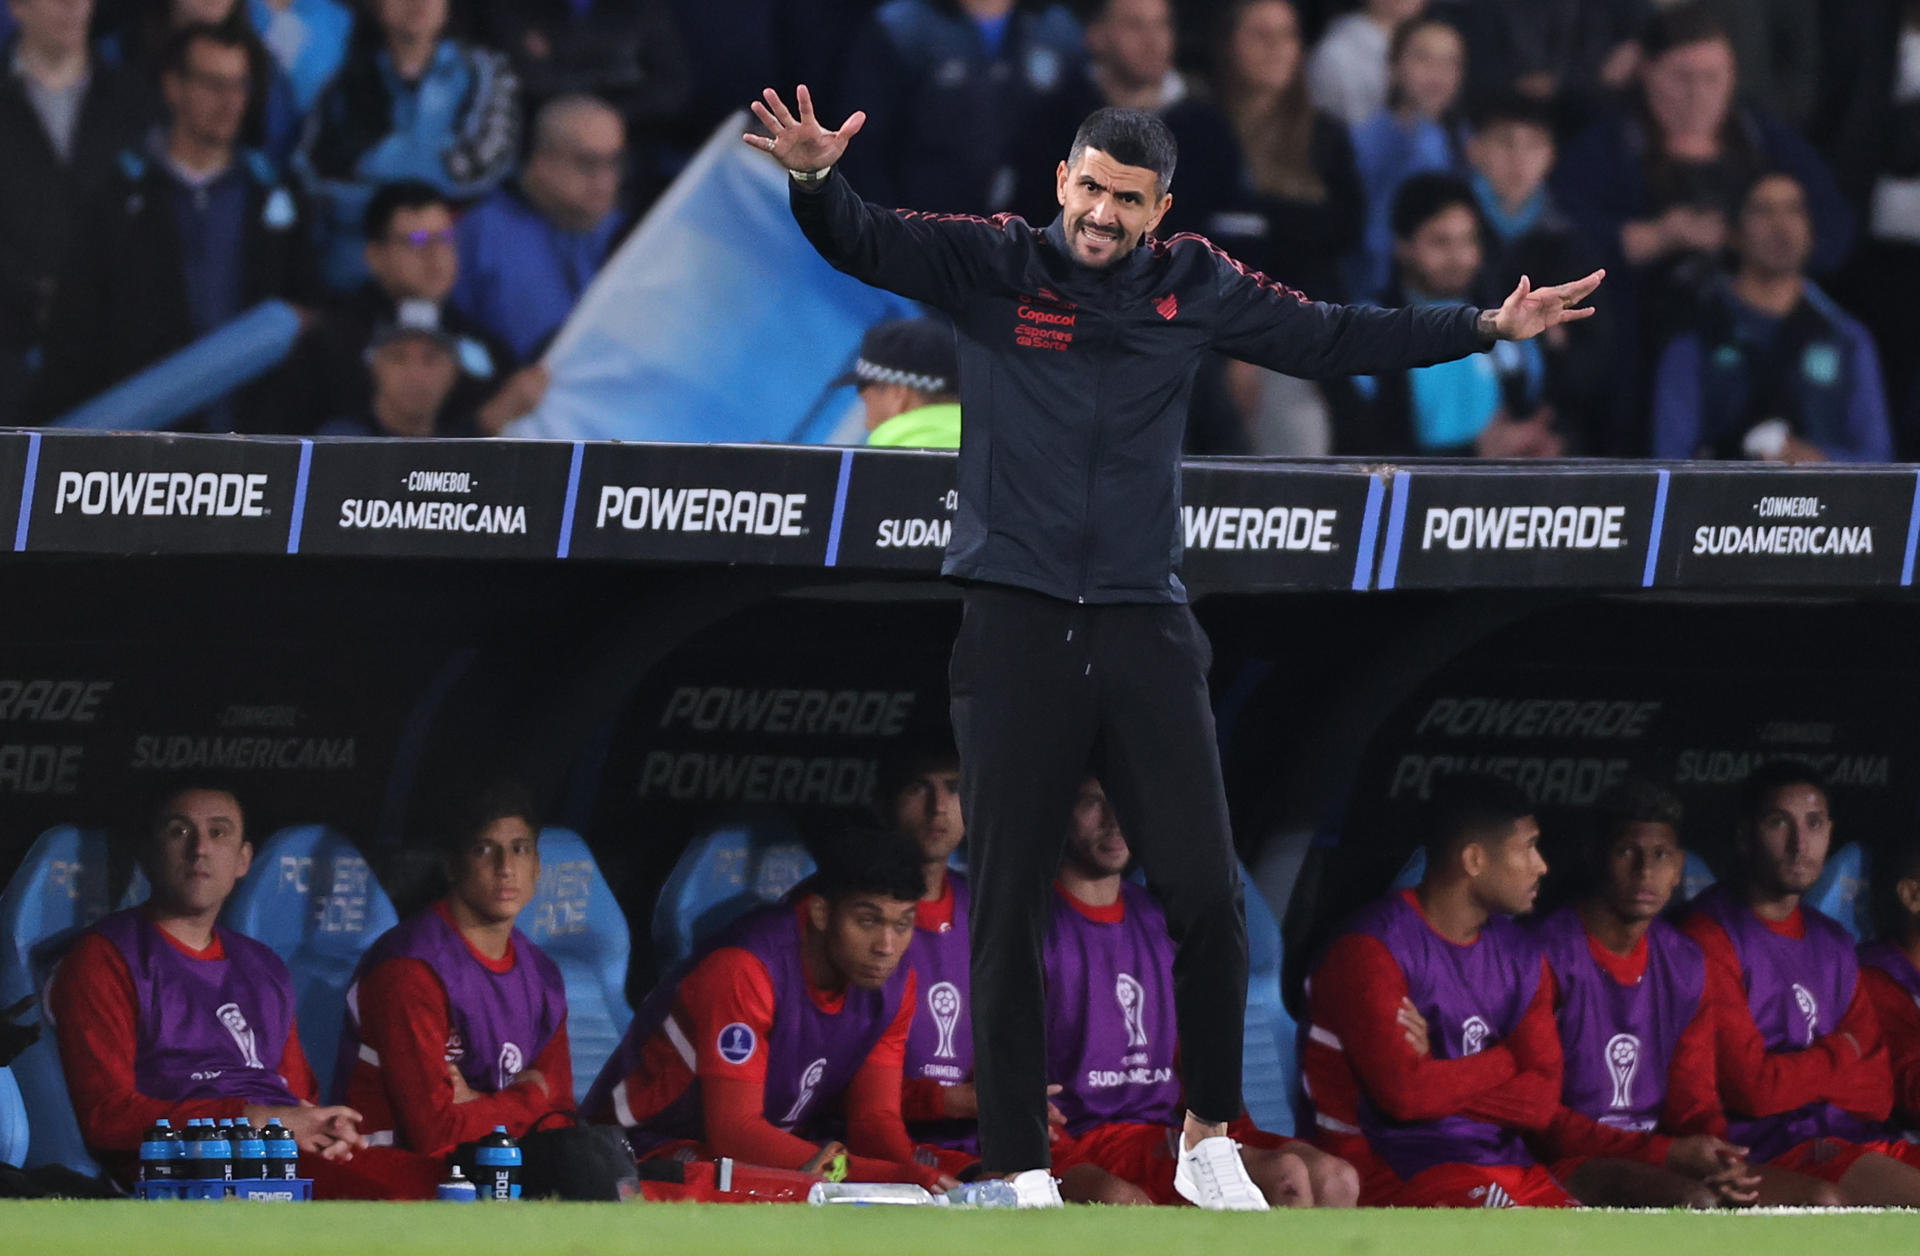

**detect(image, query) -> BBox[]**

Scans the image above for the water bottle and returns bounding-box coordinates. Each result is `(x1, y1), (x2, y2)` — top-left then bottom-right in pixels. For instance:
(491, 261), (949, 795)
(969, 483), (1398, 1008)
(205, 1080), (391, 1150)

(806, 1182), (937, 1205)
(436, 1164), (479, 1202)
(474, 1126), (521, 1200)
(138, 1118), (186, 1182)
(184, 1119), (226, 1180)
(232, 1120), (269, 1180)
(944, 1179), (1020, 1208)
(262, 1118), (299, 1181)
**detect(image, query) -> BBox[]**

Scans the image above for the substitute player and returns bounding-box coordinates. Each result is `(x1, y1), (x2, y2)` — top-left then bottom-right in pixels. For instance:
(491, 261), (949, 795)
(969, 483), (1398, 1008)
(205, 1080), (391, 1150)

(1859, 843), (1920, 1134)
(1047, 777), (1358, 1207)
(1530, 781), (1835, 1206)
(1680, 760), (1920, 1204)
(746, 86), (1603, 1206)
(1304, 774), (1574, 1208)
(583, 829), (959, 1193)
(337, 780), (572, 1155)
(44, 781), (440, 1198)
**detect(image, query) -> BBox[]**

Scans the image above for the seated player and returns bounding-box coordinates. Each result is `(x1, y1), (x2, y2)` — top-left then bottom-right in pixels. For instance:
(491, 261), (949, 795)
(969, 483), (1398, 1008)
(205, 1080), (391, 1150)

(583, 828), (958, 1193)
(1304, 773), (1576, 1208)
(44, 781), (440, 1198)
(338, 780), (572, 1155)
(1533, 780), (1833, 1206)
(1046, 777), (1359, 1208)
(1859, 843), (1920, 1135)
(1681, 760), (1920, 1204)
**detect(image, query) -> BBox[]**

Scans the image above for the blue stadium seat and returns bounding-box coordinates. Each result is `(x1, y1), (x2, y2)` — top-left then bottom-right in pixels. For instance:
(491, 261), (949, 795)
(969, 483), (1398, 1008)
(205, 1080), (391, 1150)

(1389, 847), (1426, 891)
(0, 1066), (27, 1168)
(219, 826), (399, 1102)
(1240, 866), (1298, 1136)
(515, 828), (634, 1106)
(1680, 851), (1716, 906)
(1806, 842), (1870, 942)
(0, 825), (121, 1176)
(651, 817), (816, 970)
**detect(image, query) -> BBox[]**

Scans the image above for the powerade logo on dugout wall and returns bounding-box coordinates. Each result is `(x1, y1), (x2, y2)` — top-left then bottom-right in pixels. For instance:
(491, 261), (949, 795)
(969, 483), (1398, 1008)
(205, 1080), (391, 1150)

(1383, 470), (1659, 589)
(25, 432), (300, 554)
(0, 433), (26, 544)
(1179, 464), (1376, 591)
(568, 443), (841, 565)
(298, 440), (573, 559)
(1654, 469), (1911, 587)
(832, 448), (955, 571)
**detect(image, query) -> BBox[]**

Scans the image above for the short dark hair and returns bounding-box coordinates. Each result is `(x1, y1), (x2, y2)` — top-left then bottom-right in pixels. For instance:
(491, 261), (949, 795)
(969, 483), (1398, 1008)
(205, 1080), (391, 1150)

(162, 20), (258, 82)
(1876, 840), (1920, 939)
(146, 778), (248, 841)
(1423, 772), (1534, 863)
(1469, 91), (1556, 139)
(364, 179), (455, 240)
(1390, 172), (1480, 242)
(875, 743), (960, 812)
(1068, 107), (1178, 194)
(443, 778), (543, 856)
(1641, 0), (1733, 59)
(1590, 777), (1684, 869)
(1737, 758), (1829, 828)
(808, 827), (926, 906)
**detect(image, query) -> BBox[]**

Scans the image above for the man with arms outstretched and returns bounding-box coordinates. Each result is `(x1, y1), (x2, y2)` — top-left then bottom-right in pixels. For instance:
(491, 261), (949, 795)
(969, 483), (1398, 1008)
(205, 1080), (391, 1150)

(1304, 774), (1573, 1207)
(1680, 760), (1920, 1204)
(746, 84), (1604, 1208)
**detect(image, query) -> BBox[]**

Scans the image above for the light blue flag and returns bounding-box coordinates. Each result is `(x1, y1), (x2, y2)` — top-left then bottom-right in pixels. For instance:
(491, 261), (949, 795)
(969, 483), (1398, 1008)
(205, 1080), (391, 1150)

(512, 113), (918, 444)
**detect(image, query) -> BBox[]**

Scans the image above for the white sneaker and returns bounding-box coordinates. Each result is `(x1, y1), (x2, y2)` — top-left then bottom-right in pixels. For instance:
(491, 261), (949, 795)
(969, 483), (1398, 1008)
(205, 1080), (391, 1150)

(1174, 1135), (1270, 1211)
(1007, 1168), (1064, 1208)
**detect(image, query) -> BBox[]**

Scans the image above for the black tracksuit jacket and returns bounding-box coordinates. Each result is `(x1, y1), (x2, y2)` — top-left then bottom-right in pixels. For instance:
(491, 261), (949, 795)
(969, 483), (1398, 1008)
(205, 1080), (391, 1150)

(792, 169), (1491, 603)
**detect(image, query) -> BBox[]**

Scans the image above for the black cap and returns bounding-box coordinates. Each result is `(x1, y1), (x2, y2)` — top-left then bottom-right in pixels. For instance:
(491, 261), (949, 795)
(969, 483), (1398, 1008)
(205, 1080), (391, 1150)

(366, 299), (458, 354)
(832, 317), (958, 394)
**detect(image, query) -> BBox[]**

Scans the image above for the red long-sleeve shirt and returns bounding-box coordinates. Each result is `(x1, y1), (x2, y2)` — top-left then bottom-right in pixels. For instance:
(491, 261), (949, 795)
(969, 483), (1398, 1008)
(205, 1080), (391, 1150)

(46, 928), (320, 1164)
(1535, 925), (1727, 1166)
(1305, 898), (1562, 1168)
(608, 908), (940, 1188)
(1679, 906), (1892, 1123)
(1859, 964), (1920, 1127)
(342, 910), (575, 1157)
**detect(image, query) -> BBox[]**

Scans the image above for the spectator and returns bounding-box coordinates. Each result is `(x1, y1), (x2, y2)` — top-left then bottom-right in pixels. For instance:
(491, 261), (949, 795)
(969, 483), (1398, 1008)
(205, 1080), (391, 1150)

(1815, 0), (1920, 452)
(452, 94), (631, 364)
(336, 780), (572, 1156)
(1340, 174), (1559, 457)
(42, 781), (442, 1197)
(474, 0), (687, 202)
(100, 0), (304, 161)
(1465, 94), (1614, 451)
(1214, 0), (1362, 301)
(834, 316), (961, 448)
(1692, 0), (1820, 130)
(0, 0), (152, 419)
(1650, 171), (1891, 464)
(34, 21), (308, 426)
(1306, 0), (1424, 129)
(317, 314), (473, 437)
(247, 0), (355, 121)
(281, 180), (532, 435)
(297, 0), (521, 291)
(1551, 3), (1853, 380)
(837, 0), (1087, 216)
(1456, 0), (1645, 135)
(1348, 14), (1467, 301)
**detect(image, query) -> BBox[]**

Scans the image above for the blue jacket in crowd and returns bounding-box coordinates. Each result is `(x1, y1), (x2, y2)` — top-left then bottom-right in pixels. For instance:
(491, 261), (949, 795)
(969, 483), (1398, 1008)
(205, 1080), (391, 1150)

(453, 184), (628, 361)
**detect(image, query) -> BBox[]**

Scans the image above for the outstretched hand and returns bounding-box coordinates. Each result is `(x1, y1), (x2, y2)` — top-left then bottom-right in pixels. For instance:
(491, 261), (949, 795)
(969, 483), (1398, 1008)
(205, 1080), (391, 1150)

(1486, 270), (1606, 342)
(744, 86), (866, 176)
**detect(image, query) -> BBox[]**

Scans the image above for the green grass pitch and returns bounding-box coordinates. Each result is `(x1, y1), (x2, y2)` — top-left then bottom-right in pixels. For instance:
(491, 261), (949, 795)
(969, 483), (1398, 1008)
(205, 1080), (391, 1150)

(4, 1202), (1917, 1256)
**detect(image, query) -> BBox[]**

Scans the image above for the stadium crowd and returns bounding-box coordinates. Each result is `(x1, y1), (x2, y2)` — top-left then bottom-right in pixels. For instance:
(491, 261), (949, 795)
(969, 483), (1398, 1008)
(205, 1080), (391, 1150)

(22, 756), (1920, 1207)
(0, 0), (1913, 457)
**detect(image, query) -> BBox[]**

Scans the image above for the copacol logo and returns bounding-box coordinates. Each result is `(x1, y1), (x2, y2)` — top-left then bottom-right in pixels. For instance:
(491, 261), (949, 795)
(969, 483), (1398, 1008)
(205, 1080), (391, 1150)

(595, 486), (806, 536)
(53, 471), (269, 517)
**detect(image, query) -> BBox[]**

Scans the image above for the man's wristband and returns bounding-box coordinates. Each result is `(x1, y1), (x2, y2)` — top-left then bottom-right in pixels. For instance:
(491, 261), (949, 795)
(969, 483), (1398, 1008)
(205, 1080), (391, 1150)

(790, 167), (832, 187)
